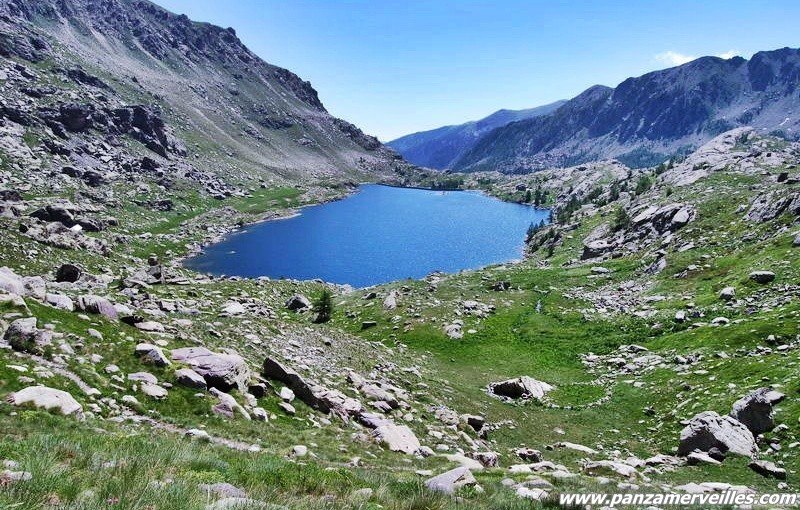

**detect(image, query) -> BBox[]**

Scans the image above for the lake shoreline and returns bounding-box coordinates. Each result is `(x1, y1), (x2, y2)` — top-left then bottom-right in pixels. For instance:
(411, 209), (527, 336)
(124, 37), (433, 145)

(184, 183), (550, 287)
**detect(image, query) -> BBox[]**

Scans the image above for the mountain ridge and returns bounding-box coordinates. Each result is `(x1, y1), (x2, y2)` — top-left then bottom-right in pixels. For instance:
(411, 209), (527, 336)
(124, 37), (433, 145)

(387, 100), (565, 169)
(391, 47), (800, 174)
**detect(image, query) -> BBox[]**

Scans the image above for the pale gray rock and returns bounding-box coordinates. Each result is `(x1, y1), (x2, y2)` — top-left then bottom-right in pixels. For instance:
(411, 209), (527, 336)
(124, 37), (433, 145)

(175, 368), (207, 389)
(209, 388), (250, 420)
(140, 382), (168, 399)
(372, 423), (421, 454)
(284, 294), (311, 311)
(729, 387), (785, 435)
(4, 317), (52, 354)
(135, 343), (171, 367)
(8, 385), (82, 416)
(678, 411), (757, 457)
(128, 372), (158, 384)
(45, 293), (74, 311)
(425, 467), (476, 494)
(748, 459), (786, 479)
(719, 287), (736, 301)
(172, 347), (250, 392)
(76, 294), (117, 319)
(488, 376), (553, 401)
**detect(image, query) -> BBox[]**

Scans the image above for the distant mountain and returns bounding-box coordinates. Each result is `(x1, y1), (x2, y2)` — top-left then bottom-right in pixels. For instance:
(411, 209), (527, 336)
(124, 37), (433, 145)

(387, 101), (565, 169)
(451, 47), (800, 173)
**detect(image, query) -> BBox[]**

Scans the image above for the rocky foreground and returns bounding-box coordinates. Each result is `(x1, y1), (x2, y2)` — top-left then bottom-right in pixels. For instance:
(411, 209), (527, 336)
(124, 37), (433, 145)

(1, 124), (799, 508)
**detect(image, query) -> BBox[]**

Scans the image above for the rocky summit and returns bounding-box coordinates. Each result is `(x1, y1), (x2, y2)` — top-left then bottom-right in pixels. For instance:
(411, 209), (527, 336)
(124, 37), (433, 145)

(1, 1), (800, 509)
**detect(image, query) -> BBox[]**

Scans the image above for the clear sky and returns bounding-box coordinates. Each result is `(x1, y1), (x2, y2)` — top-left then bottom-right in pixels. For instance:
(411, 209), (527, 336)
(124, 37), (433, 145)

(154, 0), (799, 141)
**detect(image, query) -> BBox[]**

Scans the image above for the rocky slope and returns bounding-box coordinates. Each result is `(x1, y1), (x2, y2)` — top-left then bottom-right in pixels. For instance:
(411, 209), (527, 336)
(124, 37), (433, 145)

(2, 122), (799, 508)
(452, 48), (800, 173)
(0, 0), (412, 185)
(387, 100), (565, 170)
(2, 1), (800, 507)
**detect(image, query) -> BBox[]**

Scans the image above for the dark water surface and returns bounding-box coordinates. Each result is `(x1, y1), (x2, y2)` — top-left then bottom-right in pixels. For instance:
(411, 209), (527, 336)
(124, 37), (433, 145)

(185, 184), (549, 287)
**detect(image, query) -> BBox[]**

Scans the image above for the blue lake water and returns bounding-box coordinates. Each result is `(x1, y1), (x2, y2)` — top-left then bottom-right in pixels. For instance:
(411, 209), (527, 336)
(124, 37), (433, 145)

(185, 184), (549, 287)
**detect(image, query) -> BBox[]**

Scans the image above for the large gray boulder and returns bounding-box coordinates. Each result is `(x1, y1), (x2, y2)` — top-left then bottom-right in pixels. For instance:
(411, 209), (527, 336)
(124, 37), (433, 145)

(172, 347), (250, 392)
(730, 387), (785, 435)
(371, 423), (421, 455)
(488, 376), (553, 401)
(175, 368), (207, 389)
(0, 266), (25, 295)
(678, 411), (757, 458)
(3, 317), (52, 354)
(284, 294), (311, 311)
(76, 294), (117, 319)
(8, 386), (82, 416)
(425, 467), (477, 494)
(749, 271), (775, 284)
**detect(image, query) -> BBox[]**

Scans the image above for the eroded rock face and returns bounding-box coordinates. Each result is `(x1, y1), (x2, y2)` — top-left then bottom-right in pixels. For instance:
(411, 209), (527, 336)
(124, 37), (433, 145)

(678, 411), (757, 458)
(488, 376), (553, 401)
(263, 357), (362, 420)
(730, 387), (785, 435)
(172, 347), (250, 392)
(8, 385), (82, 416)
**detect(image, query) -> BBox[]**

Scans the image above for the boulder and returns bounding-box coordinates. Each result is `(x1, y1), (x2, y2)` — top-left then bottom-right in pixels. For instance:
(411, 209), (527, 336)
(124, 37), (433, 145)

(209, 388), (250, 420)
(264, 358), (362, 420)
(583, 460), (639, 478)
(8, 386), (82, 416)
(749, 271), (775, 284)
(515, 448), (542, 462)
(383, 291), (398, 310)
(135, 343), (171, 367)
(488, 376), (553, 401)
(425, 467), (476, 494)
(175, 368), (207, 389)
(55, 264), (81, 283)
(372, 423), (421, 454)
(172, 347), (250, 392)
(140, 382), (168, 399)
(3, 317), (52, 354)
(719, 287), (735, 301)
(284, 294), (311, 311)
(76, 295), (117, 319)
(748, 460), (786, 480)
(128, 372), (158, 384)
(443, 323), (463, 339)
(793, 232), (800, 247)
(45, 293), (74, 311)
(729, 387), (785, 435)
(0, 266), (25, 295)
(678, 411), (757, 458)
(469, 451), (499, 468)
(581, 240), (614, 260)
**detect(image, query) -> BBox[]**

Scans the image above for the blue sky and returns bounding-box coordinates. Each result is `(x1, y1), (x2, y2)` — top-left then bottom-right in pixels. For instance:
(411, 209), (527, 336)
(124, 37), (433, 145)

(155, 0), (799, 141)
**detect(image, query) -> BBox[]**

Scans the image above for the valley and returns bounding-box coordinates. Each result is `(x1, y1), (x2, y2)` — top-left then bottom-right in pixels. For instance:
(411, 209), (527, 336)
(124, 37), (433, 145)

(1, 1), (799, 509)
